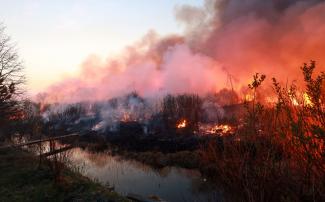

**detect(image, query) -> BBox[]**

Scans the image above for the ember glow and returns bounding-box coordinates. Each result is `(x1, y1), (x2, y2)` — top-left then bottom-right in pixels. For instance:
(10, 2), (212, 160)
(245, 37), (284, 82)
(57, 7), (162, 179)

(121, 113), (132, 122)
(8, 113), (25, 121)
(177, 119), (187, 129)
(199, 123), (235, 135)
(244, 94), (254, 102)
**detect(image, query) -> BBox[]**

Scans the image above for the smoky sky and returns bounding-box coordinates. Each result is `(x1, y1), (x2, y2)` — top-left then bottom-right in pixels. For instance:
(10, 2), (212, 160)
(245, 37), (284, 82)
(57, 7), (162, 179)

(41, 0), (325, 103)
(216, 0), (325, 21)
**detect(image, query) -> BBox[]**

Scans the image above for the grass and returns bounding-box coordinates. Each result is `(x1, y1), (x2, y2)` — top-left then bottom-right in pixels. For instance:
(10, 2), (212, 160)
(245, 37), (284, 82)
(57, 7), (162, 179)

(0, 147), (129, 202)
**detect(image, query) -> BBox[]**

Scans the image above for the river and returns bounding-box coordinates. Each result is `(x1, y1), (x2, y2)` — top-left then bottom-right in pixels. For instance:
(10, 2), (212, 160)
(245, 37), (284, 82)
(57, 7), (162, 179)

(16, 135), (222, 202)
(66, 147), (222, 202)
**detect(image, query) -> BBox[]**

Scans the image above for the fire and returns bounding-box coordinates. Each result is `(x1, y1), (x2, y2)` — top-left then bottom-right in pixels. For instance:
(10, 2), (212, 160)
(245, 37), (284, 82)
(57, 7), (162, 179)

(209, 124), (233, 134)
(265, 96), (277, 104)
(292, 98), (299, 106)
(199, 123), (234, 135)
(177, 119), (187, 128)
(303, 93), (313, 107)
(244, 94), (254, 102)
(291, 92), (313, 107)
(121, 113), (131, 122)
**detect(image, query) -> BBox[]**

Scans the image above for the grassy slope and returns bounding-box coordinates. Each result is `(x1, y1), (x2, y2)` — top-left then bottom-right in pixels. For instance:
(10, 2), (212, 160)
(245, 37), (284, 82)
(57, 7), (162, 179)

(0, 148), (129, 202)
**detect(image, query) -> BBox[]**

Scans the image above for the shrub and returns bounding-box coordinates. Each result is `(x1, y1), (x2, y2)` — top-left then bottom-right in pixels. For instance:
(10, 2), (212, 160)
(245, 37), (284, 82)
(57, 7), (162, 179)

(200, 61), (325, 202)
(162, 94), (202, 134)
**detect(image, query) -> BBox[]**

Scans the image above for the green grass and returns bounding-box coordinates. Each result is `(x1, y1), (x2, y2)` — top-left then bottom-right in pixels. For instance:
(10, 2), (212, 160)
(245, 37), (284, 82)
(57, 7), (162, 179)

(0, 148), (129, 202)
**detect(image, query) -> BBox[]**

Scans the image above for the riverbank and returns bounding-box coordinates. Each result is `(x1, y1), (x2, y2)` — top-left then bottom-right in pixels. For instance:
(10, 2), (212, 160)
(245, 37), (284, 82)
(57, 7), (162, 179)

(61, 146), (221, 202)
(0, 147), (129, 202)
(115, 149), (200, 169)
(77, 135), (216, 181)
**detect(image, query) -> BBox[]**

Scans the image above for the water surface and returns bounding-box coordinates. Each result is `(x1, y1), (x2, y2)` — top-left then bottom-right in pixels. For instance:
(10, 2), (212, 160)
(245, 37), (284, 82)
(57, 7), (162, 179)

(67, 147), (222, 202)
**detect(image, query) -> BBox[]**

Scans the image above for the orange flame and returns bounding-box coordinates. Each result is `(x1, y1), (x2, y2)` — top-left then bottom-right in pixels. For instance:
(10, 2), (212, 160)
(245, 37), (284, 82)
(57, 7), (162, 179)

(303, 93), (313, 107)
(210, 124), (233, 134)
(200, 123), (234, 135)
(177, 119), (187, 128)
(291, 92), (313, 107)
(244, 94), (254, 102)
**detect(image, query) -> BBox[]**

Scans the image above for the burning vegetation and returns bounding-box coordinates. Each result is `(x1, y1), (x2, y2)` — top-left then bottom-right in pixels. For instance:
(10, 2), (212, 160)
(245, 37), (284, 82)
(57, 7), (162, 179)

(1, 62), (322, 201)
(200, 62), (325, 201)
(199, 123), (235, 135)
(1, 0), (325, 201)
(176, 119), (187, 129)
(10, 61), (323, 201)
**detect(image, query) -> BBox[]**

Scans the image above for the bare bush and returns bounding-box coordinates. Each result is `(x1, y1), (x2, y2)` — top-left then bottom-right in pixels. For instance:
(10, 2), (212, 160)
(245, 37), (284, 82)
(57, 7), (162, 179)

(162, 94), (202, 134)
(0, 24), (25, 137)
(200, 61), (325, 202)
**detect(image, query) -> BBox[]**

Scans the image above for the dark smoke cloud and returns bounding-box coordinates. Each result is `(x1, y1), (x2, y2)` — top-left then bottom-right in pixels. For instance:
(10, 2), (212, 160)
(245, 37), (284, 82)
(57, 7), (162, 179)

(216, 0), (325, 22)
(177, 0), (325, 86)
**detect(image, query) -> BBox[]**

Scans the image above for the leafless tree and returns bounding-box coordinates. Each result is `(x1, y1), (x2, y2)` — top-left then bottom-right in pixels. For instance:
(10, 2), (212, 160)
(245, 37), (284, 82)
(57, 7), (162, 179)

(0, 24), (25, 128)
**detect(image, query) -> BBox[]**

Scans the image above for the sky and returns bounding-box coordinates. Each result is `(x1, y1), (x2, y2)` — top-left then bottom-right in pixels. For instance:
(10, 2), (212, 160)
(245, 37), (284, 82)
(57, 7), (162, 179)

(0, 0), (204, 93)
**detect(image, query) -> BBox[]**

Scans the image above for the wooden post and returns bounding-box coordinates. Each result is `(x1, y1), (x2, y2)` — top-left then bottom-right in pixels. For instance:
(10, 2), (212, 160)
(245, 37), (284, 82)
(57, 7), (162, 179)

(38, 124), (42, 168)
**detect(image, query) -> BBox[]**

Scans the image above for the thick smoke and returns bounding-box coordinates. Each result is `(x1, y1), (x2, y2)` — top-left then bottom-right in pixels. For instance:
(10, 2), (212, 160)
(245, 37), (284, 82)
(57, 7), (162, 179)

(41, 0), (325, 103)
(93, 93), (155, 132)
(179, 0), (325, 85)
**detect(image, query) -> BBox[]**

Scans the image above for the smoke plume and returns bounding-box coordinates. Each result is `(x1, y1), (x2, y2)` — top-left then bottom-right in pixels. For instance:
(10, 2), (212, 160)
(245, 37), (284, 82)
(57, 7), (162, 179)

(41, 0), (325, 103)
